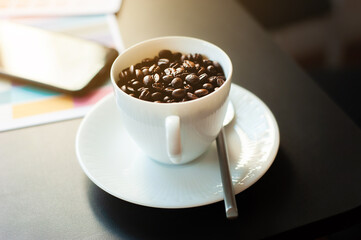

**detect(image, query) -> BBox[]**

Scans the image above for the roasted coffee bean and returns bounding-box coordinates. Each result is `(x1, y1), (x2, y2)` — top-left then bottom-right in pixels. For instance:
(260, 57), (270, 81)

(143, 75), (154, 86)
(187, 92), (198, 100)
(208, 76), (218, 85)
(172, 88), (186, 99)
(118, 50), (226, 103)
(164, 87), (175, 96)
(193, 53), (203, 62)
(194, 89), (209, 97)
(163, 96), (171, 102)
(216, 77), (225, 87)
(158, 58), (170, 69)
(139, 89), (150, 100)
(126, 86), (135, 93)
(151, 92), (163, 101)
(135, 69), (144, 80)
(203, 83), (214, 91)
(175, 67), (185, 76)
(170, 62), (180, 68)
(120, 85), (127, 92)
(207, 65), (217, 74)
(141, 67), (150, 76)
(162, 74), (173, 83)
(129, 65), (135, 76)
(184, 84), (193, 92)
(213, 61), (222, 70)
(173, 52), (182, 60)
(122, 70), (131, 80)
(198, 73), (208, 82)
(183, 60), (195, 69)
(131, 80), (142, 89)
(176, 72), (188, 80)
(152, 82), (164, 91)
(159, 49), (173, 59)
(149, 64), (161, 74)
(171, 77), (183, 88)
(185, 74), (199, 85)
(198, 67), (207, 76)
(164, 67), (175, 76)
(137, 87), (149, 93)
(153, 73), (161, 83)
(141, 58), (153, 66)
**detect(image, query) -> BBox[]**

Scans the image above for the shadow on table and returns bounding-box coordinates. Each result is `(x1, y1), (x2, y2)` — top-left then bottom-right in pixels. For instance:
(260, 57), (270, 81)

(86, 147), (294, 239)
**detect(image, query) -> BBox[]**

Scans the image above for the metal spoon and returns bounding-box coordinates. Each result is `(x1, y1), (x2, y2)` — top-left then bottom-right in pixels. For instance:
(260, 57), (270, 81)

(217, 102), (238, 219)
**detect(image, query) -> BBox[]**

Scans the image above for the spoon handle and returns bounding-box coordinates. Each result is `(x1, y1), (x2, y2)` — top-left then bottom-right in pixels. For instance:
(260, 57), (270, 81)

(216, 128), (238, 219)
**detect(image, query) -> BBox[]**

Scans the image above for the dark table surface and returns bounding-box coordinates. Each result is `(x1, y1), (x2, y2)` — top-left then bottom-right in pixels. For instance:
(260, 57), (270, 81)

(1, 0), (361, 239)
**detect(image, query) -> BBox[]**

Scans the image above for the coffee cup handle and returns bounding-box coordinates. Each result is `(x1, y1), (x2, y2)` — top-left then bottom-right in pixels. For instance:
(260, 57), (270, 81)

(165, 115), (182, 164)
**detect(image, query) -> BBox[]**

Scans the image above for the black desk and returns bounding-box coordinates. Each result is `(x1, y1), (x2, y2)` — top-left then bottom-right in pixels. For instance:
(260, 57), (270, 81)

(1, 0), (361, 239)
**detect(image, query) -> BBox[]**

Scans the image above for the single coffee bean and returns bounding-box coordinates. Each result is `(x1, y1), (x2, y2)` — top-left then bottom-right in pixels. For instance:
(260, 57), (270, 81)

(185, 74), (199, 85)
(169, 62), (180, 68)
(141, 58), (153, 66)
(143, 75), (154, 86)
(142, 67), (150, 76)
(131, 80), (142, 89)
(152, 82), (164, 92)
(184, 84), (193, 92)
(139, 89), (150, 100)
(153, 73), (161, 83)
(187, 92), (198, 100)
(126, 86), (135, 93)
(129, 65), (135, 76)
(158, 58), (170, 69)
(120, 85), (127, 92)
(172, 88), (186, 99)
(172, 52), (182, 60)
(216, 77), (225, 87)
(199, 73), (208, 82)
(203, 83), (214, 91)
(163, 95), (171, 102)
(164, 87), (175, 96)
(164, 67), (176, 76)
(197, 67), (206, 75)
(135, 69), (144, 80)
(149, 64), (161, 74)
(171, 77), (183, 88)
(208, 76), (218, 85)
(175, 67), (185, 76)
(151, 92), (163, 101)
(183, 60), (195, 69)
(122, 70), (131, 80)
(176, 72), (188, 80)
(213, 61), (222, 70)
(207, 65), (217, 74)
(193, 53), (203, 62)
(194, 89), (209, 97)
(159, 49), (173, 59)
(162, 74), (173, 83)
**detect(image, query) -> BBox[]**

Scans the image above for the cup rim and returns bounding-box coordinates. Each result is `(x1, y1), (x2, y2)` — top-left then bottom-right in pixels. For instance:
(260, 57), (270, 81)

(110, 36), (233, 106)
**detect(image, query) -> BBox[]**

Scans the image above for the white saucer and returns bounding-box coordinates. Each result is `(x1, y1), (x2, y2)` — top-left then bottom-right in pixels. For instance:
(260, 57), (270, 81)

(76, 84), (280, 209)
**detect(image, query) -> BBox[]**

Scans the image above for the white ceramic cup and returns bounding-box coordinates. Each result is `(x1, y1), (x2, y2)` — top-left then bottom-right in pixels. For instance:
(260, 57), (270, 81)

(110, 36), (232, 165)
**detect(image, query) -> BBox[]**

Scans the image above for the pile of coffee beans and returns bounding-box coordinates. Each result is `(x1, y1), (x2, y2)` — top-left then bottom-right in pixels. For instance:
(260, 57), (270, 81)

(116, 49), (226, 103)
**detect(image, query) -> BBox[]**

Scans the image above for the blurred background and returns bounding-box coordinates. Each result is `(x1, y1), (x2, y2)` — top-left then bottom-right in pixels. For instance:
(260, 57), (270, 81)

(238, 0), (361, 239)
(239, 0), (361, 130)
